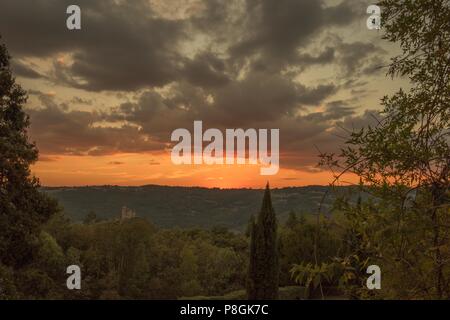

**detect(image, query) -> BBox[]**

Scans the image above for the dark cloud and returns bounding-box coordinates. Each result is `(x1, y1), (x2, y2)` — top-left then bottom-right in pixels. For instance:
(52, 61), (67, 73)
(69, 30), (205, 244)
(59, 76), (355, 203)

(230, 0), (357, 69)
(70, 96), (93, 105)
(278, 109), (382, 170)
(93, 83), (359, 171)
(182, 52), (230, 88)
(297, 84), (337, 105)
(104, 71), (337, 136)
(296, 47), (335, 67)
(335, 41), (386, 77)
(0, 0), (373, 92)
(27, 89), (64, 108)
(191, 0), (242, 36)
(305, 100), (355, 122)
(0, 0), (185, 91)
(11, 60), (44, 79)
(26, 102), (166, 156)
(198, 73), (336, 127)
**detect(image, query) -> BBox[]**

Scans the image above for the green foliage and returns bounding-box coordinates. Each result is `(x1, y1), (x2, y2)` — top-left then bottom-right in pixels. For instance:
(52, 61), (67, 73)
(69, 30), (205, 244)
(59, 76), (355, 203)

(0, 36), (60, 299)
(1, 181), (342, 300)
(245, 214), (255, 237)
(0, 264), (18, 299)
(35, 231), (65, 278)
(247, 184), (279, 299)
(15, 268), (56, 299)
(83, 211), (99, 225)
(181, 289), (247, 300)
(285, 211), (298, 229)
(279, 214), (340, 287)
(182, 286), (309, 300)
(319, 0), (450, 299)
(38, 216), (250, 299)
(0, 37), (59, 268)
(291, 262), (337, 293)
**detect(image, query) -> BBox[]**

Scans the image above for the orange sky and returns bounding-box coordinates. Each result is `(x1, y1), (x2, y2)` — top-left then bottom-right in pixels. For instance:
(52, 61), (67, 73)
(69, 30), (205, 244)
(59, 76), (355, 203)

(31, 153), (349, 188)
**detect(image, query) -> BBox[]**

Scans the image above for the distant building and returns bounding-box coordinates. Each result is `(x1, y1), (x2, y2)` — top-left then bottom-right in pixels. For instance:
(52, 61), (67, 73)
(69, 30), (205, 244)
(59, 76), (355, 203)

(121, 206), (136, 220)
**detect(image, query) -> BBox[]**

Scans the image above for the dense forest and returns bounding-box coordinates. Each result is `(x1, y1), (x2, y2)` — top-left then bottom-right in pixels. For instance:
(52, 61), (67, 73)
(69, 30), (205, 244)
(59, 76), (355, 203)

(0, 0), (449, 300)
(2, 203), (341, 299)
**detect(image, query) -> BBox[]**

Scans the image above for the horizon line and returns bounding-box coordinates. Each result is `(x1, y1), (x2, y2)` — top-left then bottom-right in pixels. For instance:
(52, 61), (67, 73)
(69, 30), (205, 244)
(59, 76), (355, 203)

(40, 183), (339, 190)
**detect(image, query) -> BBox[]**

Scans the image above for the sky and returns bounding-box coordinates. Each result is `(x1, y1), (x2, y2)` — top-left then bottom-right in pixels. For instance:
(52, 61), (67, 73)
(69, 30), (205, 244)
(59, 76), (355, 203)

(0, 0), (407, 188)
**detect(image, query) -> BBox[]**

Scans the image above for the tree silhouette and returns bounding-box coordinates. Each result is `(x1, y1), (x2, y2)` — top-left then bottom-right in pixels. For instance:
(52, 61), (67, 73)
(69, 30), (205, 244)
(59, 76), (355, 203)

(247, 183), (279, 299)
(0, 36), (58, 269)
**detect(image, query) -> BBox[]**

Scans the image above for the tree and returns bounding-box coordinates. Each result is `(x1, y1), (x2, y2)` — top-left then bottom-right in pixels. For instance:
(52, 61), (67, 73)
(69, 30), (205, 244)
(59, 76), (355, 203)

(0, 37), (58, 269)
(247, 183), (279, 299)
(245, 214), (255, 238)
(83, 211), (98, 225)
(320, 1), (450, 298)
(285, 210), (298, 229)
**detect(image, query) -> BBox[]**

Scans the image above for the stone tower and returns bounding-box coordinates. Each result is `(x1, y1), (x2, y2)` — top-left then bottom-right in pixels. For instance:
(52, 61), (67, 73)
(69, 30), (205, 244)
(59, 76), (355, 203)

(121, 206), (136, 220)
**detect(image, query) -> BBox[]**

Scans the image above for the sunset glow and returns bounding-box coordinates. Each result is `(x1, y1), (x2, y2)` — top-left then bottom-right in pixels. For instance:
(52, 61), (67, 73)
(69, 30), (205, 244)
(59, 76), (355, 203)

(32, 153), (351, 188)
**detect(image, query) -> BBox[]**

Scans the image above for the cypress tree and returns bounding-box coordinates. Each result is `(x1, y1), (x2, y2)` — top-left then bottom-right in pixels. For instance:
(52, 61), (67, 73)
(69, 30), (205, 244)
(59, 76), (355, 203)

(247, 183), (279, 299)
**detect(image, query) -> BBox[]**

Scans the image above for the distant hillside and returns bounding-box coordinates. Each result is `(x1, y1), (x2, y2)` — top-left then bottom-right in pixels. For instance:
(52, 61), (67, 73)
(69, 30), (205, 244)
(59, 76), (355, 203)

(42, 185), (359, 230)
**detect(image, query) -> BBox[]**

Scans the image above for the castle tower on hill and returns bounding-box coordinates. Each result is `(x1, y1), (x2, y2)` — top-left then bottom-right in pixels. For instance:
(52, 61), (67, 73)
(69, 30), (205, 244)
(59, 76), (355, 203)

(121, 206), (136, 220)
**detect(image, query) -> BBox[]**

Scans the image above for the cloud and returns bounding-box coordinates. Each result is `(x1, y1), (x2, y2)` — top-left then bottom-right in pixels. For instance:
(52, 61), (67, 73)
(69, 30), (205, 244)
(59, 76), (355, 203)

(210, 74), (336, 126)
(26, 100), (167, 156)
(1, 0), (397, 174)
(182, 52), (230, 88)
(1, 0), (372, 92)
(335, 40), (387, 77)
(70, 96), (93, 105)
(37, 155), (59, 162)
(25, 79), (380, 171)
(104, 70), (338, 136)
(229, 0), (357, 70)
(275, 109), (383, 170)
(11, 60), (44, 79)
(0, 0), (186, 91)
(149, 159), (161, 166)
(94, 84), (364, 171)
(108, 161), (124, 165)
(296, 47), (335, 67)
(305, 100), (355, 122)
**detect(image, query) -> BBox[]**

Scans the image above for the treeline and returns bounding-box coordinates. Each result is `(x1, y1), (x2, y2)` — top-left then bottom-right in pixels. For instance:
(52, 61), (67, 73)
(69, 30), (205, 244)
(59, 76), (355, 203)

(0, 208), (343, 299)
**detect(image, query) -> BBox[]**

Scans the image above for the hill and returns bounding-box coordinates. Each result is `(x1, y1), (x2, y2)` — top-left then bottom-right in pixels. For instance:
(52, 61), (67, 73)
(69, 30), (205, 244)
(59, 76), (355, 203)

(42, 185), (357, 230)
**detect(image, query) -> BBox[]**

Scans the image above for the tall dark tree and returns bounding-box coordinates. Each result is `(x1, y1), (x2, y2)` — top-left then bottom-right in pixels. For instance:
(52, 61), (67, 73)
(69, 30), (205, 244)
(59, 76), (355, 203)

(247, 183), (279, 299)
(0, 37), (58, 269)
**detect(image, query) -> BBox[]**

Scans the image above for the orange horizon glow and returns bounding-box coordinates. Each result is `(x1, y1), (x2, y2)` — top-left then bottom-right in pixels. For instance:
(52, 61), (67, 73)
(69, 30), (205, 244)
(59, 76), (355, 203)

(31, 153), (358, 189)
